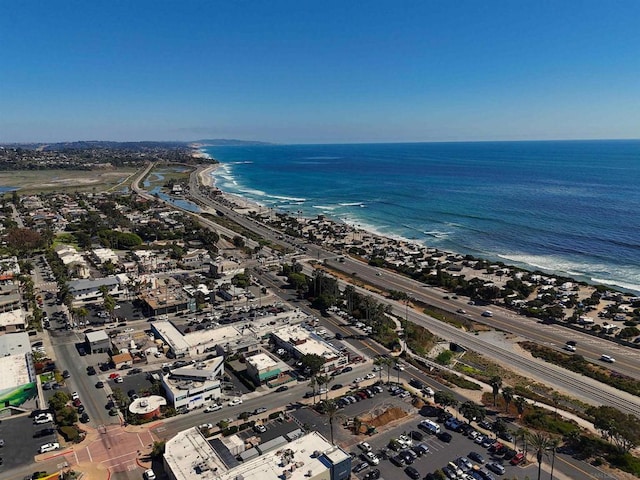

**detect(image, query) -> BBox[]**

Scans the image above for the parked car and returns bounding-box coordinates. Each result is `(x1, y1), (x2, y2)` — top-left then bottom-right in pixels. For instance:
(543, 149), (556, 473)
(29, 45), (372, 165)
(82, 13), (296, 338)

(254, 407), (268, 415)
(510, 452), (525, 465)
(39, 442), (60, 453)
(204, 403), (222, 412)
(353, 462), (369, 473)
(437, 432), (452, 443)
(487, 462), (506, 475)
(95, 381), (104, 388)
(253, 424), (267, 433)
(358, 441), (373, 452)
(404, 466), (420, 479)
(364, 469), (380, 480)
(275, 385), (289, 392)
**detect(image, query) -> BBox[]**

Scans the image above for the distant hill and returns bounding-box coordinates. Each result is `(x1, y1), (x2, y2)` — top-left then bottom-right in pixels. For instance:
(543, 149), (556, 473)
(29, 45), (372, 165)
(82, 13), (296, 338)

(0, 139), (272, 151)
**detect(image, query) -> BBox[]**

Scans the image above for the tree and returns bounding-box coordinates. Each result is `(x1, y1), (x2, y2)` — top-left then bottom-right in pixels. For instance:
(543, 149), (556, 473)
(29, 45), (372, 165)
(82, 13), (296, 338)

(589, 405), (640, 453)
(514, 396), (527, 419)
(434, 390), (458, 411)
(321, 399), (342, 444)
(527, 431), (552, 480)
(233, 236), (245, 248)
(460, 401), (486, 424)
(490, 376), (502, 407)
(301, 354), (326, 376)
(374, 356), (389, 383)
(150, 440), (166, 458)
(502, 386), (514, 413)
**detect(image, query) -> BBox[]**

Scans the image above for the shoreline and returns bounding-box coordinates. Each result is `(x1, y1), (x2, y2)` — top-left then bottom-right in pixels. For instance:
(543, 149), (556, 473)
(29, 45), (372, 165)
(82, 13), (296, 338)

(193, 155), (639, 296)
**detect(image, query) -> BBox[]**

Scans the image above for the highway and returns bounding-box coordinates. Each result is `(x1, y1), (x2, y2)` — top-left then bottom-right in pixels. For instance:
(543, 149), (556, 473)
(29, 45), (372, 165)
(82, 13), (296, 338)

(136, 164), (640, 415)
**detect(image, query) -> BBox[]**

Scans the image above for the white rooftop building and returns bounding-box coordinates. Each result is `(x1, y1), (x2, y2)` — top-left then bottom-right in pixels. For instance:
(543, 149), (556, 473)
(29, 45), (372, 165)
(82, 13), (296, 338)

(272, 325), (348, 373)
(162, 356), (224, 410)
(164, 429), (351, 480)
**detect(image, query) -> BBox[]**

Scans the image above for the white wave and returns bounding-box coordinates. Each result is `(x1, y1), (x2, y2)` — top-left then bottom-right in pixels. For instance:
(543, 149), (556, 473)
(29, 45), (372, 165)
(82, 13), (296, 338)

(230, 160), (253, 164)
(423, 230), (450, 239)
(312, 205), (336, 211)
(302, 156), (342, 160)
(591, 278), (640, 294)
(238, 187), (267, 197)
(271, 194), (307, 202)
(339, 202), (365, 207)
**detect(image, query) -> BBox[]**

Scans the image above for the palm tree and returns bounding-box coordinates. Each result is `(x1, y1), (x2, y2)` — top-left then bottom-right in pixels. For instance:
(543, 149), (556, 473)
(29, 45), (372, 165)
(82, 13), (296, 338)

(515, 427), (529, 455)
(374, 356), (387, 383)
(308, 376), (317, 404)
(514, 396), (527, 419)
(490, 376), (502, 407)
(548, 437), (561, 480)
(502, 386), (514, 413)
(527, 431), (552, 480)
(322, 399), (343, 445)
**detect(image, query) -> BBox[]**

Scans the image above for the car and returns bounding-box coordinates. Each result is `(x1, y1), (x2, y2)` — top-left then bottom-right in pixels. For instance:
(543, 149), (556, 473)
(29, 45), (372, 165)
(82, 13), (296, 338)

(481, 310), (493, 317)
(437, 431), (452, 443)
(95, 381), (104, 388)
(115, 376), (124, 383)
(342, 366), (353, 373)
(487, 462), (505, 475)
(364, 469), (380, 480)
(87, 366), (96, 375)
(129, 367), (143, 374)
(404, 466), (420, 479)
(71, 392), (79, 401)
(414, 443), (430, 455)
(600, 354), (615, 363)
(353, 462), (369, 473)
(120, 364), (132, 370)
(331, 383), (343, 390)
(358, 441), (372, 452)
(510, 452), (525, 465)
(199, 423), (213, 430)
(143, 469), (157, 480)
(34, 413), (54, 424)
(457, 456), (473, 471)
(457, 309), (467, 314)
(365, 452), (380, 465)
(127, 389), (137, 397)
(441, 466), (457, 480)
(62, 370), (70, 379)
(254, 407), (268, 415)
(253, 424), (267, 433)
(409, 430), (423, 441)
(80, 412), (90, 423)
(390, 455), (406, 467)
(563, 343), (577, 352)
(228, 397), (243, 406)
(73, 398), (82, 407)
(354, 377), (364, 383)
(205, 403), (223, 412)
(39, 442), (60, 453)
(397, 434), (412, 447)
(365, 372), (376, 380)
(275, 385), (289, 392)
(33, 428), (55, 438)
(77, 405), (85, 413)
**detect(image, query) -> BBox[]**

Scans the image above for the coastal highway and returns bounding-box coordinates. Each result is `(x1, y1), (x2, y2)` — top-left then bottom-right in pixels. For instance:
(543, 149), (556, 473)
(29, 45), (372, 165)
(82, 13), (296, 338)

(161, 164), (640, 412)
(326, 255), (640, 379)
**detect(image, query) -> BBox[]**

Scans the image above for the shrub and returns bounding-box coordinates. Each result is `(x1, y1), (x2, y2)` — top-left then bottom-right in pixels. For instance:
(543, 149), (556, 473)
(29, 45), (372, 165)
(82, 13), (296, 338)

(268, 411), (283, 420)
(607, 452), (640, 476)
(222, 425), (239, 436)
(59, 425), (80, 442)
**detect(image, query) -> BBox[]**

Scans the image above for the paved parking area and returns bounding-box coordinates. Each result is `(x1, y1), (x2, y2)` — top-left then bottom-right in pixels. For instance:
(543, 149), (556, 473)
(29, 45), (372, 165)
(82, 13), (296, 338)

(347, 414), (537, 480)
(0, 414), (59, 471)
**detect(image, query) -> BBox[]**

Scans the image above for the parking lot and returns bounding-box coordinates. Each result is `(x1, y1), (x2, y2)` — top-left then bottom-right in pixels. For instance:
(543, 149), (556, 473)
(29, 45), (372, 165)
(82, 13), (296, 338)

(0, 414), (60, 471)
(342, 398), (537, 480)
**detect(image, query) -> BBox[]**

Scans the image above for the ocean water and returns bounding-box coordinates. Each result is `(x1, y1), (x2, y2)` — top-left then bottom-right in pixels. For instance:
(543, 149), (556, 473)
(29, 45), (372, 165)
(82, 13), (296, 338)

(204, 141), (640, 293)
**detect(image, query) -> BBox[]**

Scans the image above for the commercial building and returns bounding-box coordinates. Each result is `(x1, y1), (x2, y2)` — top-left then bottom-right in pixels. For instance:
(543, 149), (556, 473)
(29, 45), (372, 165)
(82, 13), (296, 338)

(272, 325), (348, 373)
(0, 332), (36, 407)
(162, 356), (224, 410)
(164, 429), (351, 480)
(245, 352), (289, 386)
(85, 330), (110, 354)
(67, 274), (129, 305)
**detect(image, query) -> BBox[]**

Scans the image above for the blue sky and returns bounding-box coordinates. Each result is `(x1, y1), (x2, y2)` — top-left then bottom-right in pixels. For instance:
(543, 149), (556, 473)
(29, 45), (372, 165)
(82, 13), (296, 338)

(1, 1), (639, 143)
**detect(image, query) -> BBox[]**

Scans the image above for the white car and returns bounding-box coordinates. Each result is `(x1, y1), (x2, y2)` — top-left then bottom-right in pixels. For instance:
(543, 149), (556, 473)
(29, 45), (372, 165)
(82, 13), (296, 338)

(34, 413), (53, 424)
(564, 344), (577, 352)
(358, 441), (372, 452)
(204, 403), (223, 412)
(115, 376), (124, 383)
(365, 373), (376, 380)
(353, 377), (364, 383)
(39, 442), (60, 453)
(71, 392), (79, 401)
(199, 423), (213, 430)
(600, 354), (616, 363)
(228, 398), (243, 406)
(143, 469), (157, 480)
(365, 452), (380, 465)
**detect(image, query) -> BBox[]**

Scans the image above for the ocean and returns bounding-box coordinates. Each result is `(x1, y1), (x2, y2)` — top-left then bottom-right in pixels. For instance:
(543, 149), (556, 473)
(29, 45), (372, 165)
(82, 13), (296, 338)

(203, 140), (640, 293)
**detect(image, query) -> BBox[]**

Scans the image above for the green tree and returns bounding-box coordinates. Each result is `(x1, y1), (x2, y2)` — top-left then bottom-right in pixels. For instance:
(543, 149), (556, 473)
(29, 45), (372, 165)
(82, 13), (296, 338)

(301, 354), (326, 376)
(589, 405), (640, 453)
(502, 386), (514, 413)
(460, 401), (486, 424)
(527, 431), (552, 480)
(321, 399), (343, 445)
(490, 376), (502, 407)
(150, 440), (166, 458)
(434, 390), (458, 411)
(514, 396), (527, 419)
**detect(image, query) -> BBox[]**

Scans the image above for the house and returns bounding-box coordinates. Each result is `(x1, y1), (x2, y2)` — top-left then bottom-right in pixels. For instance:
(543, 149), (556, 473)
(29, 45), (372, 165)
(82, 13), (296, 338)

(111, 352), (133, 369)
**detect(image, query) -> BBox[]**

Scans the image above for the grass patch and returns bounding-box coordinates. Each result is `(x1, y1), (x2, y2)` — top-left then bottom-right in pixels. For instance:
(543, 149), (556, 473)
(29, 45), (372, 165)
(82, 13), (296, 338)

(1, 168), (139, 194)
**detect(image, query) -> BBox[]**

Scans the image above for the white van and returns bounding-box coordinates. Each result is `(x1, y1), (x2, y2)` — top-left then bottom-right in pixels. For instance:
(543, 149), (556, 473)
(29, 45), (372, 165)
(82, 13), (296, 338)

(39, 442), (59, 453)
(419, 419), (441, 434)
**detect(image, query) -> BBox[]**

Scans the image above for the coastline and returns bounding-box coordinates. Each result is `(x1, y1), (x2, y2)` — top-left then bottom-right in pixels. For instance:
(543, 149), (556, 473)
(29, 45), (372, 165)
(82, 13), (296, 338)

(194, 160), (639, 307)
